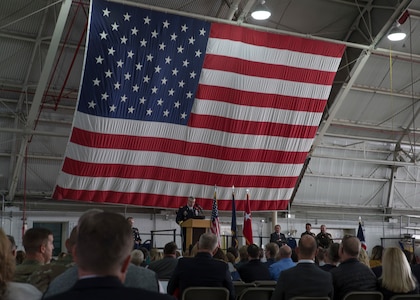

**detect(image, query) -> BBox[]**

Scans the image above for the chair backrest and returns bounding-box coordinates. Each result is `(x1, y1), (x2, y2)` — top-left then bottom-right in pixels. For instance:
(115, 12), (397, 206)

(290, 297), (330, 300)
(181, 286), (230, 300)
(238, 287), (275, 300)
(343, 291), (383, 300)
(233, 281), (256, 299)
(390, 295), (420, 300)
(253, 280), (277, 287)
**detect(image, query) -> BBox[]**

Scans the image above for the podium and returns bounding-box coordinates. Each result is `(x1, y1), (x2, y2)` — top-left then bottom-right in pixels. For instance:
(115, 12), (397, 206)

(181, 218), (211, 250)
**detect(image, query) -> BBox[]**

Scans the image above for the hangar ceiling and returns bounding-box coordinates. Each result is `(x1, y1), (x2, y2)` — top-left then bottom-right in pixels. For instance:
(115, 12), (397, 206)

(1, 0), (420, 220)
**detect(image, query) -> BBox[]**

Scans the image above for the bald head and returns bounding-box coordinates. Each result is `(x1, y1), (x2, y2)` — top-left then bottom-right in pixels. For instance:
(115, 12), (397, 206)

(279, 245), (292, 259)
(341, 236), (360, 258)
(297, 235), (317, 259)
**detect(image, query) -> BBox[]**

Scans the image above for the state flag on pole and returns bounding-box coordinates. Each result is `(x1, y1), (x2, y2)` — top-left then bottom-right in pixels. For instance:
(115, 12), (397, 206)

(231, 189), (238, 248)
(243, 191), (253, 245)
(210, 188), (221, 247)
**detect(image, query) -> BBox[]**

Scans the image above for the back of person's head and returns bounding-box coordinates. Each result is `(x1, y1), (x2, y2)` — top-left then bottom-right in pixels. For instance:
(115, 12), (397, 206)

(278, 245), (292, 259)
(149, 248), (162, 261)
(341, 235), (360, 258)
(78, 209), (103, 227)
(316, 247), (327, 262)
(16, 250), (26, 264)
(213, 247), (228, 262)
(297, 235), (317, 259)
(247, 244), (260, 259)
(163, 242), (178, 256)
(227, 246), (239, 259)
(130, 249), (144, 266)
(65, 226), (78, 254)
(328, 243), (340, 263)
(238, 245), (249, 261)
(0, 228), (15, 293)
(198, 233), (218, 253)
(226, 252), (236, 264)
(370, 245), (384, 260)
(22, 227), (52, 255)
(358, 248), (370, 266)
(264, 242), (279, 259)
(76, 211), (133, 275)
(381, 247), (417, 293)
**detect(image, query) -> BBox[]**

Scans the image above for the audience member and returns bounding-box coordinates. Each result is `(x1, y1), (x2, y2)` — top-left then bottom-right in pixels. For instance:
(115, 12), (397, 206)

(0, 229), (42, 300)
(237, 244), (270, 283)
(130, 250), (144, 266)
(44, 210), (160, 298)
(358, 247), (370, 267)
(301, 223), (316, 238)
(264, 242), (279, 267)
(369, 245), (384, 268)
(227, 247), (239, 262)
(378, 247), (419, 300)
(213, 247), (228, 262)
(53, 226), (77, 268)
(330, 235), (377, 300)
(316, 247), (327, 266)
(16, 251), (26, 265)
(150, 248), (163, 262)
(316, 225), (333, 249)
(234, 245), (249, 270)
(226, 252), (241, 281)
(271, 235), (333, 300)
(139, 247), (151, 267)
(269, 244), (295, 281)
(148, 242), (179, 280)
(270, 224), (287, 246)
(7, 235), (17, 258)
(44, 211), (173, 300)
(320, 243), (340, 271)
(127, 217), (142, 250)
(167, 233), (235, 300)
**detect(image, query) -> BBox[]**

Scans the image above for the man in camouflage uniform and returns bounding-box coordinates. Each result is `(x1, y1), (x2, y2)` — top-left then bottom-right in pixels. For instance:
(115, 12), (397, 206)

(15, 227), (70, 293)
(316, 224), (333, 249)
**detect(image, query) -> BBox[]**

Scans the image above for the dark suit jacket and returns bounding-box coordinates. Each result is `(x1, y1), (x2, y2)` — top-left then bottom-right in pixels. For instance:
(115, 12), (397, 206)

(237, 259), (271, 283)
(270, 232), (287, 246)
(330, 258), (377, 300)
(148, 256), (178, 279)
(271, 262), (333, 300)
(43, 276), (175, 300)
(167, 252), (235, 300)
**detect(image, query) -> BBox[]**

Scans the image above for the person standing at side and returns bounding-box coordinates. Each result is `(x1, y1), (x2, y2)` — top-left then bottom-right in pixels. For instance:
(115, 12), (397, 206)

(127, 217), (142, 249)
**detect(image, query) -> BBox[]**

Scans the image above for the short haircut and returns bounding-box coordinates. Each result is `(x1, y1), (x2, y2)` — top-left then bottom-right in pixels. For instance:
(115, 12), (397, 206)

(198, 233), (218, 251)
(306, 223), (312, 227)
(279, 245), (292, 258)
(130, 249), (144, 266)
(163, 242), (178, 255)
(247, 244), (260, 258)
(298, 235), (317, 258)
(265, 242), (279, 258)
(341, 235), (360, 257)
(76, 212), (133, 274)
(328, 243), (340, 263)
(23, 228), (53, 254)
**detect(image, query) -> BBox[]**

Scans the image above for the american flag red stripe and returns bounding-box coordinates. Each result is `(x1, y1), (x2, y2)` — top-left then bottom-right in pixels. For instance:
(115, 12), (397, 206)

(53, 0), (345, 211)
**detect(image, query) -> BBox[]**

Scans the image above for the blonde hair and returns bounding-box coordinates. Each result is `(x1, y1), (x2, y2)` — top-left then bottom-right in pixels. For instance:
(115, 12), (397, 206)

(380, 247), (417, 293)
(357, 247), (370, 266)
(0, 228), (15, 298)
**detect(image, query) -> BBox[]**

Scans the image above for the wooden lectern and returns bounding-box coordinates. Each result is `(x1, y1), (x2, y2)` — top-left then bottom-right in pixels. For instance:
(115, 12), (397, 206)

(181, 218), (211, 250)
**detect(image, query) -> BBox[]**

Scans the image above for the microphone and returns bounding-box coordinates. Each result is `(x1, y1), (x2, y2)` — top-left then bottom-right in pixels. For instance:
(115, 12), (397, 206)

(195, 204), (204, 215)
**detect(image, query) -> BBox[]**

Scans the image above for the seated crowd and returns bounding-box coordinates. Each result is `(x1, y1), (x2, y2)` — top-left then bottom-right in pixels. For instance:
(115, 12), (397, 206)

(2, 214), (420, 300)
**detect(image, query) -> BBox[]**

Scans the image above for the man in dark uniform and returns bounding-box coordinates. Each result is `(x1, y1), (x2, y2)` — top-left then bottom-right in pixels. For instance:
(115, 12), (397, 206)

(127, 217), (142, 249)
(316, 224), (333, 249)
(176, 196), (200, 252)
(301, 223), (316, 238)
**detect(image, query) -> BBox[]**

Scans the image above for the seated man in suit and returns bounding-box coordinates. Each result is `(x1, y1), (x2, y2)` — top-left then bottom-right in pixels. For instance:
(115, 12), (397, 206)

(167, 232), (235, 300)
(44, 211), (173, 300)
(237, 244), (271, 282)
(271, 234), (334, 300)
(330, 235), (377, 300)
(148, 242), (179, 280)
(270, 224), (287, 246)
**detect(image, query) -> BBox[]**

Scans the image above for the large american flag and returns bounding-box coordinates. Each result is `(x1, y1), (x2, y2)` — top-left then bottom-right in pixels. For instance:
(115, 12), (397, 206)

(53, 0), (345, 211)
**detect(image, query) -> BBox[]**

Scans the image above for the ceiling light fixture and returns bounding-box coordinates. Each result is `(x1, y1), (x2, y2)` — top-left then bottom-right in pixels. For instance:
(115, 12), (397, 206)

(251, 1), (271, 20)
(387, 24), (406, 41)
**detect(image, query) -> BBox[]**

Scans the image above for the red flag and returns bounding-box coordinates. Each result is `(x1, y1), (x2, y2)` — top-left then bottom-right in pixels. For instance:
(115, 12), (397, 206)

(53, 0), (346, 211)
(210, 188), (221, 247)
(243, 191), (253, 245)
